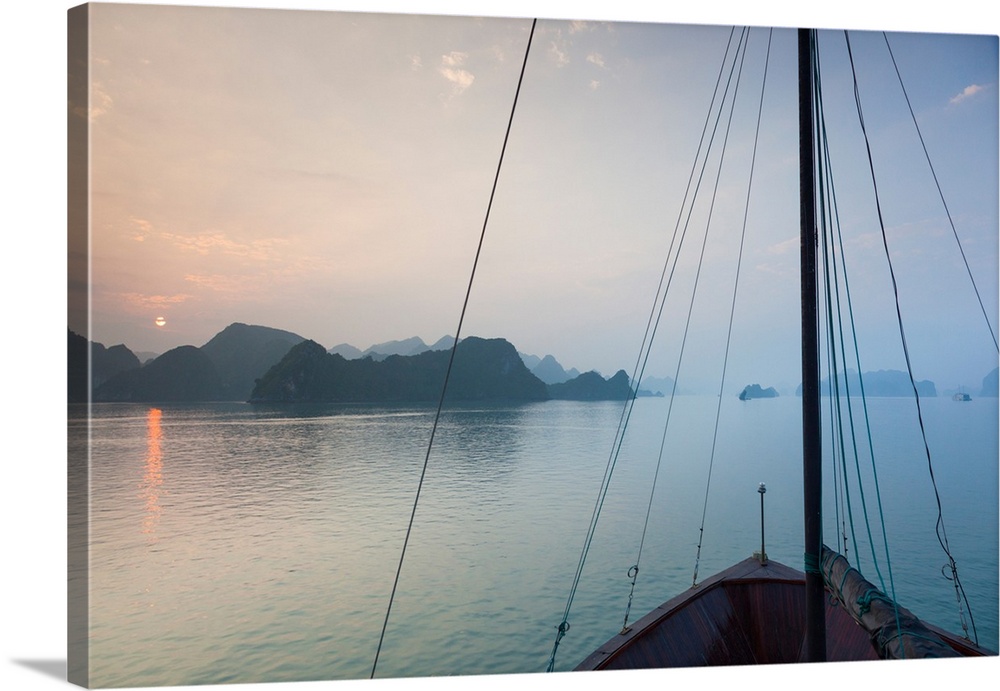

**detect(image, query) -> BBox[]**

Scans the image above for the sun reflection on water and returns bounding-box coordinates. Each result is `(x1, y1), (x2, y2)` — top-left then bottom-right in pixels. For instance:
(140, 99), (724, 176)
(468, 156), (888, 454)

(140, 407), (163, 540)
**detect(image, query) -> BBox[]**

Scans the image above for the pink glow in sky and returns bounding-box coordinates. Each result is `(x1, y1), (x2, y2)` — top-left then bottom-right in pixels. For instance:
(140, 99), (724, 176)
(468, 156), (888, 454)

(69, 1), (997, 392)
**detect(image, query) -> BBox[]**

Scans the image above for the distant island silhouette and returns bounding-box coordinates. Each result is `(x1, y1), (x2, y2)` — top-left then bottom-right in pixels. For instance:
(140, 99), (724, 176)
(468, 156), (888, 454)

(794, 369), (940, 398)
(739, 384), (779, 400)
(74, 324), (635, 404)
(70, 322), (995, 404)
(250, 337), (550, 403)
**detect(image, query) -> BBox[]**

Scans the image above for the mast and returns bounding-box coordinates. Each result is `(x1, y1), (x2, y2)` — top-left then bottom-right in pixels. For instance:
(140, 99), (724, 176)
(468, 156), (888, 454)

(798, 27), (826, 662)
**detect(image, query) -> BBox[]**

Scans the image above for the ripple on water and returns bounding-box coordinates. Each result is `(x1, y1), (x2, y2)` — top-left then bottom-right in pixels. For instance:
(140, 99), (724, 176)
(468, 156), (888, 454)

(84, 399), (998, 685)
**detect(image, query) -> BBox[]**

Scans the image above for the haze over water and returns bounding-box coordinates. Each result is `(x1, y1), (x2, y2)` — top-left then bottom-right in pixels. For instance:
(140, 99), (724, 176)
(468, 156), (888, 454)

(73, 394), (997, 687)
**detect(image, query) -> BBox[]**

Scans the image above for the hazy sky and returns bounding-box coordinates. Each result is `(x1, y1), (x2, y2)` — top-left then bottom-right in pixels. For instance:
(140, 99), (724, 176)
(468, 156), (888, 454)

(72, 1), (998, 392)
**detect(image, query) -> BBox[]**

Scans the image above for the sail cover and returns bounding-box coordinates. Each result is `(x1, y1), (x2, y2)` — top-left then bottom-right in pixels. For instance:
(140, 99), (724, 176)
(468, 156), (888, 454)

(821, 546), (961, 659)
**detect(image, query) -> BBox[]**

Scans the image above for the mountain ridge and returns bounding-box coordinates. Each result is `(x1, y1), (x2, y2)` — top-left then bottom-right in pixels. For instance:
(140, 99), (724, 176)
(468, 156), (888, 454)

(91, 323), (304, 402)
(71, 324), (987, 403)
(252, 337), (549, 403)
(327, 337), (582, 385)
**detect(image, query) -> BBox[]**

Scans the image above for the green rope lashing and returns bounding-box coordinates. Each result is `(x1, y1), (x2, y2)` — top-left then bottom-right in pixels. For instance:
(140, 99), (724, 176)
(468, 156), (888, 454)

(838, 565), (859, 599)
(856, 588), (893, 615)
(878, 629), (946, 652)
(621, 564), (640, 633)
(804, 551), (822, 575)
(545, 620), (570, 673)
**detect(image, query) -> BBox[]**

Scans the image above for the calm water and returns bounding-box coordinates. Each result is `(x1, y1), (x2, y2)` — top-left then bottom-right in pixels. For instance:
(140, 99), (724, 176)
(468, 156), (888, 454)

(69, 395), (998, 687)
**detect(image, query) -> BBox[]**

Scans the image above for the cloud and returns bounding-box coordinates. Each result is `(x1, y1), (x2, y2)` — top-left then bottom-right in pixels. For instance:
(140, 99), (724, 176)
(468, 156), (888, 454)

(130, 217), (155, 240)
(439, 51), (475, 94)
(766, 236), (798, 255)
(440, 67), (475, 91)
(586, 53), (606, 69)
(119, 291), (193, 311)
(441, 51), (465, 67)
(753, 261), (795, 278)
(549, 41), (569, 67)
(182, 274), (253, 294)
(129, 218), (291, 262)
(950, 84), (985, 105)
(87, 81), (114, 122)
(183, 254), (333, 297)
(163, 231), (291, 262)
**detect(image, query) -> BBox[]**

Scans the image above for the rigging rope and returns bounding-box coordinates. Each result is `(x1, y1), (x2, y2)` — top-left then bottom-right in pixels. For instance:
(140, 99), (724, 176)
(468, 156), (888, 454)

(692, 26), (773, 588)
(545, 27), (987, 672)
(843, 30), (978, 645)
(545, 26), (743, 672)
(880, 32), (998, 352)
(618, 21), (754, 633)
(370, 18), (538, 678)
(643, 23), (752, 600)
(822, 281), (849, 557)
(816, 39), (889, 590)
(815, 34), (905, 650)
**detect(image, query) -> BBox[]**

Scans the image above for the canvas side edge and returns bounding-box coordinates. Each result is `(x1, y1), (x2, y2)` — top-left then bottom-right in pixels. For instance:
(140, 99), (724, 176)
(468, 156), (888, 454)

(68, 3), (91, 688)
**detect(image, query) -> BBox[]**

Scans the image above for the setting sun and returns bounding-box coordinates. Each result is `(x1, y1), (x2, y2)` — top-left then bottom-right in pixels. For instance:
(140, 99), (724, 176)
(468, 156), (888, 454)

(154, 317), (166, 327)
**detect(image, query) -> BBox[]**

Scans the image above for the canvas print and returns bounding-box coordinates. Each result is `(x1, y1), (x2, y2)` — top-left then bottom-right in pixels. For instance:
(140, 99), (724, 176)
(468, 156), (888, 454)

(67, 2), (998, 688)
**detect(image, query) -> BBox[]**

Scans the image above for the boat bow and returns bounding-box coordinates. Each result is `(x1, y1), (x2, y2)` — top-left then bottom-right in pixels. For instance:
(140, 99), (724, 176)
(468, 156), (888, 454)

(577, 548), (992, 671)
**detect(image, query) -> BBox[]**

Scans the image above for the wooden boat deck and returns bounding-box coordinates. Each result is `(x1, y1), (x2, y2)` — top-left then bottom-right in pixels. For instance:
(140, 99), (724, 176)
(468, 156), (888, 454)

(576, 556), (991, 670)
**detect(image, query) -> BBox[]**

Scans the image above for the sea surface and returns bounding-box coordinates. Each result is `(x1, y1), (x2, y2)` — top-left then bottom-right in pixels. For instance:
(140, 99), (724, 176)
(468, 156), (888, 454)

(68, 395), (998, 687)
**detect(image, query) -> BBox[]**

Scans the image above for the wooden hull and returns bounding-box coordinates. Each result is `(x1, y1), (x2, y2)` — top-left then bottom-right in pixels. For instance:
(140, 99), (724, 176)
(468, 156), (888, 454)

(576, 556), (992, 670)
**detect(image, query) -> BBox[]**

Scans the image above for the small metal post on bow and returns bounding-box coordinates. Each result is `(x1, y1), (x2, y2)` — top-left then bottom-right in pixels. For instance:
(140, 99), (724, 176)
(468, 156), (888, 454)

(757, 482), (767, 565)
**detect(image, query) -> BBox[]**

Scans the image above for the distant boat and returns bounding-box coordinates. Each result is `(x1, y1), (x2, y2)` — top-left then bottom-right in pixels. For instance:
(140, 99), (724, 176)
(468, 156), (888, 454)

(558, 27), (996, 671)
(376, 20), (997, 680)
(953, 392), (972, 401)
